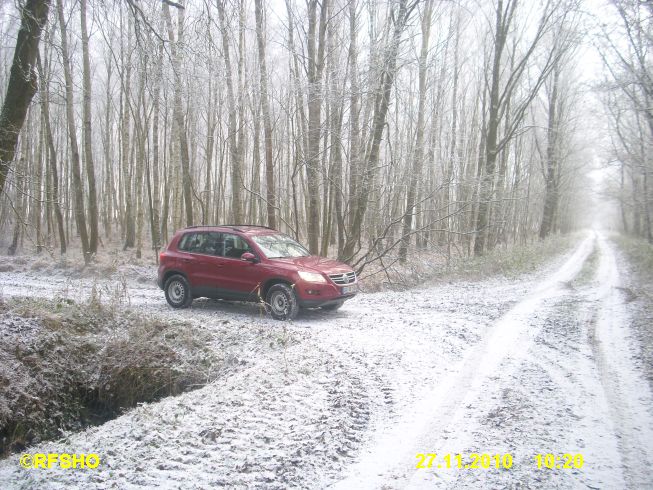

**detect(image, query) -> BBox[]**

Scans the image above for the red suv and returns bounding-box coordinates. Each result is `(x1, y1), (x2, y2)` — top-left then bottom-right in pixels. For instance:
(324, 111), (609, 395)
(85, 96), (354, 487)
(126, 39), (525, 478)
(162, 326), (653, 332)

(157, 225), (357, 320)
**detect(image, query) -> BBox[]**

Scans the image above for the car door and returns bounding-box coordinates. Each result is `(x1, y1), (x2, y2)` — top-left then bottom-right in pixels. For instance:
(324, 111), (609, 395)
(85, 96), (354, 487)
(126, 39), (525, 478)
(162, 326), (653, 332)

(187, 231), (224, 297)
(178, 231), (222, 297)
(217, 233), (265, 298)
(176, 232), (208, 288)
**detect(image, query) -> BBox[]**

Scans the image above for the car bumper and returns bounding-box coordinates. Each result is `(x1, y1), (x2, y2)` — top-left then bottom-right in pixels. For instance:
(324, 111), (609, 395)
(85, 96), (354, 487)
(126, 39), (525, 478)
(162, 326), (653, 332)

(296, 278), (358, 308)
(298, 293), (357, 308)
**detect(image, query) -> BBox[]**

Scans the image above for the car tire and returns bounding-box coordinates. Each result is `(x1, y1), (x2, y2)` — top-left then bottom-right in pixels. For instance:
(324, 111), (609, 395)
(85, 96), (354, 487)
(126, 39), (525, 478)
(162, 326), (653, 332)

(164, 274), (193, 308)
(265, 283), (299, 321)
(322, 301), (344, 312)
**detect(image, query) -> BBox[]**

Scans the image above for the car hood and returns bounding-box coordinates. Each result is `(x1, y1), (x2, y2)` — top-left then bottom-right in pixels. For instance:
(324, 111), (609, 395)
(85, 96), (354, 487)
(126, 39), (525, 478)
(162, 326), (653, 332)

(271, 256), (353, 274)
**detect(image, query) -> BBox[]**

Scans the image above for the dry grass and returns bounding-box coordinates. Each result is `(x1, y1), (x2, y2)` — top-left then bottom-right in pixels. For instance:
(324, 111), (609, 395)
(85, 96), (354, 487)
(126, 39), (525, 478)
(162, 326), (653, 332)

(0, 293), (219, 457)
(359, 233), (579, 292)
(614, 234), (653, 282)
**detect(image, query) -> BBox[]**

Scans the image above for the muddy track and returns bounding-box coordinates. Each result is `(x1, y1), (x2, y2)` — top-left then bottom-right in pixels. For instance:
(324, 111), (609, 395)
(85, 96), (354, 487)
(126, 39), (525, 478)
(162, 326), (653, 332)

(330, 232), (653, 489)
(587, 236), (653, 489)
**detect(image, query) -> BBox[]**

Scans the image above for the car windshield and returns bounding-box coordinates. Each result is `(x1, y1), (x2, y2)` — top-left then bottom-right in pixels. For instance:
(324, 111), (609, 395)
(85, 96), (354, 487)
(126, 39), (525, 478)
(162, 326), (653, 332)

(252, 234), (310, 259)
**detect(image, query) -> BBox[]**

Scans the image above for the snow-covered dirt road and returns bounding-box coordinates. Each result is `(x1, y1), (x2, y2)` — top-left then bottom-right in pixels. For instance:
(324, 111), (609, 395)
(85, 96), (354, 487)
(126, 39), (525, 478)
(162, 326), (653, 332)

(1, 231), (652, 489)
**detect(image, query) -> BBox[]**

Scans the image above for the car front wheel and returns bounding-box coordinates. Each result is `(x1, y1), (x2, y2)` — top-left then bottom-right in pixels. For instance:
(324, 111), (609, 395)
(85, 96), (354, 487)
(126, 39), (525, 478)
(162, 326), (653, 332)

(265, 283), (299, 321)
(164, 274), (193, 308)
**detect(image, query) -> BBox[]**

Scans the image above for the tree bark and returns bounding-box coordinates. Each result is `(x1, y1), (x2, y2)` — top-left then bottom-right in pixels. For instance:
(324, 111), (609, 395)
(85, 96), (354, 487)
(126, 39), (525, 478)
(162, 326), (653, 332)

(163, 0), (193, 227)
(0, 0), (50, 196)
(217, 0), (243, 223)
(80, 0), (99, 254)
(121, 11), (135, 249)
(306, 0), (328, 253)
(36, 51), (66, 254)
(344, 0), (361, 256)
(399, 0), (433, 263)
(254, 0), (277, 229)
(539, 64), (560, 239)
(57, 0), (90, 263)
(151, 9), (164, 251)
(474, 0), (512, 256)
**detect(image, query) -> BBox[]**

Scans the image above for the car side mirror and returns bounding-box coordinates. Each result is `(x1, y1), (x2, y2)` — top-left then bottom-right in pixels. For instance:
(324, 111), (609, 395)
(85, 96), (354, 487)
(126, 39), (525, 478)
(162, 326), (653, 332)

(241, 252), (258, 263)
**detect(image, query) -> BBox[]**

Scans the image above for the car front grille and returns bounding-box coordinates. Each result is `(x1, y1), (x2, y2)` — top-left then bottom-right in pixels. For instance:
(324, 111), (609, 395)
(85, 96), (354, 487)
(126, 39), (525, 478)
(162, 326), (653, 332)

(329, 271), (356, 285)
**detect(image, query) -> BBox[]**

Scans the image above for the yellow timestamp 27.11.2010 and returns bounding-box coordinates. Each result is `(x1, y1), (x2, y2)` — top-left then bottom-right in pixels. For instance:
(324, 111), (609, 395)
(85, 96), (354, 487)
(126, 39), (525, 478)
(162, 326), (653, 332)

(416, 453), (513, 470)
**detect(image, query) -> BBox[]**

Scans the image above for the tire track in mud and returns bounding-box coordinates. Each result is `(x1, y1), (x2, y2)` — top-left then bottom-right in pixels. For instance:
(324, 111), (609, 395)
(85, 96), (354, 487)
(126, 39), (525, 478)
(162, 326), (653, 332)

(404, 233), (653, 490)
(333, 233), (596, 489)
(586, 235), (653, 489)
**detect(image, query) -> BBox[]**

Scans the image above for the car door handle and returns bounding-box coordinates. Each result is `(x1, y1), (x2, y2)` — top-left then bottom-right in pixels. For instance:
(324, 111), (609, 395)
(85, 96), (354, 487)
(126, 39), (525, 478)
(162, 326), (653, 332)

(181, 258), (192, 263)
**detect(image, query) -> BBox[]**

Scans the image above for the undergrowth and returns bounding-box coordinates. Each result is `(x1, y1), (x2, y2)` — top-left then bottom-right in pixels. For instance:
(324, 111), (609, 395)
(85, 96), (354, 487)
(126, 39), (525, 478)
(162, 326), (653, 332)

(361, 232), (579, 291)
(613, 234), (653, 282)
(0, 293), (219, 458)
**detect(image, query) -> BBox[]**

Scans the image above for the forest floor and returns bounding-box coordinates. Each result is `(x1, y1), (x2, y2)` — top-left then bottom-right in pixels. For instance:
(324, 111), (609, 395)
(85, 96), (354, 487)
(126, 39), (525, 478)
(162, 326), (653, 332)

(0, 230), (652, 489)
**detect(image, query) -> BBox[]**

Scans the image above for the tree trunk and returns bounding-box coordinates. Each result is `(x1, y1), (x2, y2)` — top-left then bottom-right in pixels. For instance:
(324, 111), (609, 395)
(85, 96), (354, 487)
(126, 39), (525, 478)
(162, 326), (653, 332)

(57, 0), (90, 263)
(474, 0), (511, 256)
(80, 0), (99, 254)
(121, 11), (135, 249)
(343, 0), (361, 257)
(305, 0), (328, 253)
(151, 10), (164, 252)
(36, 51), (66, 254)
(539, 64), (560, 239)
(163, 0), (193, 227)
(217, 0), (243, 223)
(399, 0), (433, 263)
(0, 0), (50, 196)
(254, 0), (277, 228)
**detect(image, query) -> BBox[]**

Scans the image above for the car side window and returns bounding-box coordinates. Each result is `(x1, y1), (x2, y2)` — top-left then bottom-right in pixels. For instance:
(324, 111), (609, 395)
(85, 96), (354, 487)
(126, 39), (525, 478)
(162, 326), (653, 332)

(201, 232), (224, 256)
(178, 232), (208, 253)
(178, 233), (195, 252)
(222, 233), (252, 259)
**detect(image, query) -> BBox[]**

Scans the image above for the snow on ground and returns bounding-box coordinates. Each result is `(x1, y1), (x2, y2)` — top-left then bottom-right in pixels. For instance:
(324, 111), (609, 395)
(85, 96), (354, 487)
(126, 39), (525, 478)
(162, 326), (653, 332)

(0, 230), (652, 489)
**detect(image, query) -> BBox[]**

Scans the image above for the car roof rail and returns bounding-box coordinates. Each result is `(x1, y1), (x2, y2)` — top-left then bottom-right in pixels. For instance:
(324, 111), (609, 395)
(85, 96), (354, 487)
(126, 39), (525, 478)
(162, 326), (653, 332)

(182, 224), (274, 232)
(218, 224), (274, 229)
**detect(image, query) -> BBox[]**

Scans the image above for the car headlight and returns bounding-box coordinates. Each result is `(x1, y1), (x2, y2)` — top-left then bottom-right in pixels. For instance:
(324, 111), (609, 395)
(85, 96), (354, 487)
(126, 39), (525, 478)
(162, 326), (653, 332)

(297, 271), (327, 283)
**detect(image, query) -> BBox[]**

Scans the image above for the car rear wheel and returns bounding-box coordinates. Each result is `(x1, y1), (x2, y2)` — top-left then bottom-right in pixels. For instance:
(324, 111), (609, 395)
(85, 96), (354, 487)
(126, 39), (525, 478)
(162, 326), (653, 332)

(164, 274), (193, 308)
(265, 283), (299, 321)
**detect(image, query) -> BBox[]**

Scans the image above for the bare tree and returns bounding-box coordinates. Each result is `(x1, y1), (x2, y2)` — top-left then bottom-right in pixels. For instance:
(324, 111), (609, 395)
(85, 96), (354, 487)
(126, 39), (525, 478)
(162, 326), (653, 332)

(399, 0), (434, 263)
(342, 0), (418, 262)
(254, 0), (277, 228)
(0, 0), (50, 196)
(474, 0), (570, 254)
(217, 0), (244, 223)
(36, 51), (66, 254)
(57, 0), (90, 263)
(80, 0), (99, 254)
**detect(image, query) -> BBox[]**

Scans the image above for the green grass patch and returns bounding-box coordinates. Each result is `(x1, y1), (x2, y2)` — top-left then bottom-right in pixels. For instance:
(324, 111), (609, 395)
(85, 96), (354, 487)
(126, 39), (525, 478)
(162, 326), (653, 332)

(441, 233), (579, 282)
